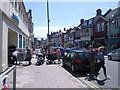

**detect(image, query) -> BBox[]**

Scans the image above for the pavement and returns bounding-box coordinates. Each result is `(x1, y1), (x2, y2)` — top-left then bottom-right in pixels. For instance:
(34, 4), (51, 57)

(14, 55), (87, 88)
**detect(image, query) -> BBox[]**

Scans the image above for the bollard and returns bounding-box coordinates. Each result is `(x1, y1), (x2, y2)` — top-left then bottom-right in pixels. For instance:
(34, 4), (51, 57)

(13, 66), (16, 90)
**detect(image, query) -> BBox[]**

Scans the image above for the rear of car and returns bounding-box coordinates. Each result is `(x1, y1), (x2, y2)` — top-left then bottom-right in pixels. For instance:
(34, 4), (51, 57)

(72, 51), (90, 72)
(62, 50), (90, 73)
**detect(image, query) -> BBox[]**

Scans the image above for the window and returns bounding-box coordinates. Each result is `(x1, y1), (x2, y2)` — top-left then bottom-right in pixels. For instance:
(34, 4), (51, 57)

(101, 22), (104, 31)
(23, 15), (24, 22)
(18, 5), (21, 16)
(83, 21), (88, 26)
(20, 10), (22, 19)
(70, 52), (75, 58)
(15, 1), (17, 9)
(97, 24), (100, 32)
(89, 19), (93, 25)
(19, 34), (22, 48)
(23, 37), (25, 48)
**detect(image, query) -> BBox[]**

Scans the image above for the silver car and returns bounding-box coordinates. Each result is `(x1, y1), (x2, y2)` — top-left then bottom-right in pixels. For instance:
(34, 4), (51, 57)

(108, 48), (120, 60)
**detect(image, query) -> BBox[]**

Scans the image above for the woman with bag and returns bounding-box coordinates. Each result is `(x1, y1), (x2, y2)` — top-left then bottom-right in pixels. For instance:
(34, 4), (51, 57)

(95, 46), (110, 80)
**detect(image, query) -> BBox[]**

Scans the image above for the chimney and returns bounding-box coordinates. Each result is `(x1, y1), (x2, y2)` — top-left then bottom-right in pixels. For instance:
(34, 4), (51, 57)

(28, 9), (32, 18)
(64, 28), (66, 31)
(96, 9), (102, 16)
(80, 19), (84, 25)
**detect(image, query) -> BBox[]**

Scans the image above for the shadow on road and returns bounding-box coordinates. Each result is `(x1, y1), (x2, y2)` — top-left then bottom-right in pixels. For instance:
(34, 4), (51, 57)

(62, 65), (108, 86)
(96, 79), (106, 85)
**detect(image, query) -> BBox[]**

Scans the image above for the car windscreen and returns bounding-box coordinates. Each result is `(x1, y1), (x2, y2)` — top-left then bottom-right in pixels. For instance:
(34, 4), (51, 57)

(77, 52), (89, 58)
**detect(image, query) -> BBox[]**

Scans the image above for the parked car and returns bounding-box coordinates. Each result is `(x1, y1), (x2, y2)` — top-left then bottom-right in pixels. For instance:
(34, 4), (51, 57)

(62, 50), (90, 73)
(108, 48), (120, 61)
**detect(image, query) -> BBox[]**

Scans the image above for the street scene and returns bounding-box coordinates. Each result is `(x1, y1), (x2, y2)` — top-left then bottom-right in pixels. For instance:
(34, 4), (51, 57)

(0, 0), (120, 89)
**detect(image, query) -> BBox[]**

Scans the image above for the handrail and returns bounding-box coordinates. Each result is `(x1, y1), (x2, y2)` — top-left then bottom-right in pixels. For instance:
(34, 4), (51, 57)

(0, 65), (16, 90)
(0, 65), (16, 78)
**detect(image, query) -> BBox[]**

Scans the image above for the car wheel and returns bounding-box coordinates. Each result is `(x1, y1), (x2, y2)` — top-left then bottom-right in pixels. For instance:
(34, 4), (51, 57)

(71, 64), (76, 73)
(108, 55), (112, 60)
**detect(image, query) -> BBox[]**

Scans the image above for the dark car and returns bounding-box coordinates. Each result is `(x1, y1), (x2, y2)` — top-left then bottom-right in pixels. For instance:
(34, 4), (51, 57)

(62, 50), (90, 73)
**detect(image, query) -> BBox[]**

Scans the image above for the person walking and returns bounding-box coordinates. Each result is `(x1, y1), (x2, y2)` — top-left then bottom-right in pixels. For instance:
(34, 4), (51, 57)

(26, 47), (32, 65)
(55, 48), (61, 64)
(88, 45), (97, 80)
(95, 46), (110, 80)
(41, 48), (46, 60)
(49, 45), (54, 54)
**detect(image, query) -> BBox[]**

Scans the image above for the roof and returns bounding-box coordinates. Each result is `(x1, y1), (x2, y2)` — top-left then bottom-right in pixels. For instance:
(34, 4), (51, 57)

(104, 8), (118, 21)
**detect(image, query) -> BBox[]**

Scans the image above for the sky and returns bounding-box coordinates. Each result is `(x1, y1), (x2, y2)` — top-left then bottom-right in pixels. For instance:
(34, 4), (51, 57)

(24, 0), (119, 39)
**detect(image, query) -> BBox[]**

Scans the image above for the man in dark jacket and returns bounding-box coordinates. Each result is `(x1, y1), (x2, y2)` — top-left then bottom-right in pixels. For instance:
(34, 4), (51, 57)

(88, 45), (96, 80)
(26, 47), (32, 65)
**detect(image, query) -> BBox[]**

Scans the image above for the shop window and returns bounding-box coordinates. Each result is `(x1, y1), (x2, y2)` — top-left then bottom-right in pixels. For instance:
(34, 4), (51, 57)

(23, 37), (25, 48)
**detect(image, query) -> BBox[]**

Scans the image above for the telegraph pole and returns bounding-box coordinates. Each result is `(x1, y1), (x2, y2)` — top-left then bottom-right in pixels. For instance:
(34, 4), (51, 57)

(47, 0), (50, 52)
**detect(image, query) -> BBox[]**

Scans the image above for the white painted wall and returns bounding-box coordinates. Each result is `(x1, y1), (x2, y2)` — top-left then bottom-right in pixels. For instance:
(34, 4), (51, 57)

(8, 30), (18, 47)
(0, 1), (29, 37)
(2, 20), (8, 71)
(0, 0), (32, 72)
(0, 14), (8, 72)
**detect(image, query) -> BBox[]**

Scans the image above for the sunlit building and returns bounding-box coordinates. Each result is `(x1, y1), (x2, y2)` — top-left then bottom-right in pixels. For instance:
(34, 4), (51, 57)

(0, 0), (34, 72)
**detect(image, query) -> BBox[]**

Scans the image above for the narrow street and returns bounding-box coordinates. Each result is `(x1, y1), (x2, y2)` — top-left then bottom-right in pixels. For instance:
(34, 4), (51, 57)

(10, 56), (119, 89)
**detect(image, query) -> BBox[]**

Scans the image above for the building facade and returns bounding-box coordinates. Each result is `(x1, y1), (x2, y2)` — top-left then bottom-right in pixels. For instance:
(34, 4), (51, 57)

(0, 0), (34, 72)
(107, 7), (120, 53)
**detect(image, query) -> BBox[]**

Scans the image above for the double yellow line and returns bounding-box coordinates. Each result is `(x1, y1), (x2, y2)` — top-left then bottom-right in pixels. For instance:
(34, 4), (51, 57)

(79, 77), (99, 89)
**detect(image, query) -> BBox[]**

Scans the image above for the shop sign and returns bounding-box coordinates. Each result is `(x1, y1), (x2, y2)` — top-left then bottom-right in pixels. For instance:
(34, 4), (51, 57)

(30, 33), (34, 38)
(11, 13), (19, 24)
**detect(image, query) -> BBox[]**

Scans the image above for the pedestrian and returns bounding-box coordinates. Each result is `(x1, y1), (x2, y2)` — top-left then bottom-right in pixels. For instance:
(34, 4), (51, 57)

(26, 47), (32, 65)
(49, 45), (54, 54)
(41, 48), (46, 60)
(43, 46), (47, 53)
(95, 46), (110, 80)
(88, 45), (97, 80)
(55, 48), (61, 64)
(8, 45), (18, 65)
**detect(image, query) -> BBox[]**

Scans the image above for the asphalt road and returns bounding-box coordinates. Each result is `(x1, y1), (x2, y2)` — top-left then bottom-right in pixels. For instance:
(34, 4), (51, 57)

(62, 57), (120, 89)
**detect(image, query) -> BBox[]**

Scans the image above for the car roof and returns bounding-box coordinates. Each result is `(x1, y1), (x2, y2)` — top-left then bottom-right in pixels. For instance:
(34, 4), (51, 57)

(70, 49), (87, 53)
